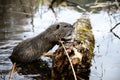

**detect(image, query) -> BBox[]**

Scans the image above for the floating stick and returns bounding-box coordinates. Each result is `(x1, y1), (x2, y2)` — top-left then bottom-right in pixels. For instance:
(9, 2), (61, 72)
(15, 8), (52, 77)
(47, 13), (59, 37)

(9, 62), (16, 80)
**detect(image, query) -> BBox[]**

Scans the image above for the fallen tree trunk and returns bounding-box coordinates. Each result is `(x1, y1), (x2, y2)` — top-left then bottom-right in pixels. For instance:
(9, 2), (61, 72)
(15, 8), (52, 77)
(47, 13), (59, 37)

(52, 16), (95, 80)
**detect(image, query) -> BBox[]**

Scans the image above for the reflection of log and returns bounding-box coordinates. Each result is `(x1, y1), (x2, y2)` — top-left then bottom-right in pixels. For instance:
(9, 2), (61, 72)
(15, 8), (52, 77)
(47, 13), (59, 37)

(52, 16), (95, 80)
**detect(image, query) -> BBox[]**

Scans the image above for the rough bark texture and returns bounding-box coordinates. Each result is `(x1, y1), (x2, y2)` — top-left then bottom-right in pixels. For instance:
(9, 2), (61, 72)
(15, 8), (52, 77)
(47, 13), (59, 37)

(52, 15), (95, 80)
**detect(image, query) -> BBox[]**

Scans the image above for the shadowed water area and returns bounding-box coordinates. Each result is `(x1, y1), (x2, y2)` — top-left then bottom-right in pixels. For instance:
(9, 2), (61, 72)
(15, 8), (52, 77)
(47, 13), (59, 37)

(0, 1), (120, 80)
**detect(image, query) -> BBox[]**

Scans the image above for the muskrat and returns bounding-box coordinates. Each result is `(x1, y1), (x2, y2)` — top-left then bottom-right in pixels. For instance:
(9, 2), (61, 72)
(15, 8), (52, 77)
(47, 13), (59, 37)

(9, 22), (74, 63)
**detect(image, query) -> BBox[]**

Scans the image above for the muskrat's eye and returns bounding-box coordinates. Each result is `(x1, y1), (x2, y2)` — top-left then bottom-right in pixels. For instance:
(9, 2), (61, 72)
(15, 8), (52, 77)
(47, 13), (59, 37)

(56, 25), (60, 29)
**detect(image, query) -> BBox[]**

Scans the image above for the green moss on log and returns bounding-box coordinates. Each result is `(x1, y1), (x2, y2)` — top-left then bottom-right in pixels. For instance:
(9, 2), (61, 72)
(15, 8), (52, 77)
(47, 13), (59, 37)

(73, 17), (95, 65)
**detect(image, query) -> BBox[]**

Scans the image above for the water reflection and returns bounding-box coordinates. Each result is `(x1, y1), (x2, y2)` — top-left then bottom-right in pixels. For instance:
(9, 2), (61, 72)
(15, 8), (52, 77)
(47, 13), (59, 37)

(0, 1), (35, 79)
(90, 11), (120, 80)
(0, 3), (120, 80)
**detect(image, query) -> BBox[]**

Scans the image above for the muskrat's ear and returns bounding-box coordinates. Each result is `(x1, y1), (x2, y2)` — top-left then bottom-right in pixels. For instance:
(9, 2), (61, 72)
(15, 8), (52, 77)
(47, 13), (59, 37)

(56, 24), (60, 29)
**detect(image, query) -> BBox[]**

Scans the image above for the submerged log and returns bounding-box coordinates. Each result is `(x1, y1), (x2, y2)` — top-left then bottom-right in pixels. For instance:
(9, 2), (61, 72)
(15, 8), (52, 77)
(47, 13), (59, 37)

(52, 16), (95, 80)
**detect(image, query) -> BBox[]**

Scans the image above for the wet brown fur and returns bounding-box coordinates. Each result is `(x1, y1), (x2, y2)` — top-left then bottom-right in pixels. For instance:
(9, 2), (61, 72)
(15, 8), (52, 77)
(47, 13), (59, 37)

(9, 22), (74, 63)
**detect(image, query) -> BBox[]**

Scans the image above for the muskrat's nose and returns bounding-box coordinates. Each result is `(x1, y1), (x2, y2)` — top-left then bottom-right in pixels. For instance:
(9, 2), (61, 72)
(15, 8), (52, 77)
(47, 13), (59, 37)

(73, 27), (75, 30)
(70, 25), (74, 29)
(71, 25), (75, 29)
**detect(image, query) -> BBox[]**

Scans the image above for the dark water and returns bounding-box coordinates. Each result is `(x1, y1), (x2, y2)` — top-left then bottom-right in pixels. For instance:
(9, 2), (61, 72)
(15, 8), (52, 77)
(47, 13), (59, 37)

(0, 6), (120, 80)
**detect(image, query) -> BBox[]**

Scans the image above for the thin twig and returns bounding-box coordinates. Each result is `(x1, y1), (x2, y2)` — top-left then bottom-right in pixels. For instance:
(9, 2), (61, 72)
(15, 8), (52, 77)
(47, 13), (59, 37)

(8, 11), (32, 16)
(9, 63), (16, 80)
(110, 22), (120, 40)
(110, 22), (120, 31)
(111, 31), (120, 39)
(60, 41), (77, 80)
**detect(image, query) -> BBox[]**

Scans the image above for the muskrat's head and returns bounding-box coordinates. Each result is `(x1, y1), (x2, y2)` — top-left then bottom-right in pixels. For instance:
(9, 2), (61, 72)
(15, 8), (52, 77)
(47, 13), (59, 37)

(45, 22), (74, 42)
(54, 22), (74, 41)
